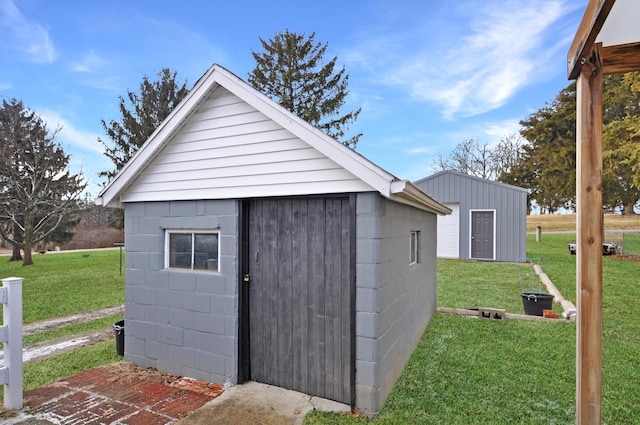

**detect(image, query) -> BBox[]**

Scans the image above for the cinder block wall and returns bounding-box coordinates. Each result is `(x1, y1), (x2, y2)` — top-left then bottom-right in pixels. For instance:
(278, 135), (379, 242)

(124, 200), (239, 386)
(355, 193), (438, 415)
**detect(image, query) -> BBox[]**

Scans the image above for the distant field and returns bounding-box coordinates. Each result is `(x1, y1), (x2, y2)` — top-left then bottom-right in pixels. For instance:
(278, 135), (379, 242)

(527, 213), (640, 233)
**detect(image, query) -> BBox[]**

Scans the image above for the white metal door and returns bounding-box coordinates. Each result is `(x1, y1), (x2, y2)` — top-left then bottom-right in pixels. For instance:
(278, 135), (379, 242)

(437, 203), (459, 258)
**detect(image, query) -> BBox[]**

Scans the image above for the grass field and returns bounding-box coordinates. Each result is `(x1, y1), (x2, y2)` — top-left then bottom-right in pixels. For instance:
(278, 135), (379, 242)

(2, 222), (639, 422)
(527, 213), (640, 233)
(0, 249), (125, 324)
(0, 249), (125, 399)
(306, 232), (640, 424)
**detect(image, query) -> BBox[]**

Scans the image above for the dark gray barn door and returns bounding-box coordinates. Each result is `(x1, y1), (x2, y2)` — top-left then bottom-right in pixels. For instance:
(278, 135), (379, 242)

(471, 211), (494, 259)
(247, 197), (353, 404)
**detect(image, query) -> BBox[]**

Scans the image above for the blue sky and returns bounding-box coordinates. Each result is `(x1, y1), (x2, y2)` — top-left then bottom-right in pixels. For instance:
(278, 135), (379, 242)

(0, 0), (587, 197)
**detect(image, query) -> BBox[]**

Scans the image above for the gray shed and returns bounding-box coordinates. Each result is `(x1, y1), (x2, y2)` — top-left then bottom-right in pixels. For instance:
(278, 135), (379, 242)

(414, 170), (527, 262)
(97, 64), (450, 415)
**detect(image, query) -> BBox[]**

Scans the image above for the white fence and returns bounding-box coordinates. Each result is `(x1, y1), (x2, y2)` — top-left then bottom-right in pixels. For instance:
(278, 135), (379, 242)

(0, 277), (23, 410)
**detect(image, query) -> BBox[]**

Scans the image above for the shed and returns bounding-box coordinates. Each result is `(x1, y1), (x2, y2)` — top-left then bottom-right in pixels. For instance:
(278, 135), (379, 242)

(413, 170), (527, 262)
(97, 63), (450, 415)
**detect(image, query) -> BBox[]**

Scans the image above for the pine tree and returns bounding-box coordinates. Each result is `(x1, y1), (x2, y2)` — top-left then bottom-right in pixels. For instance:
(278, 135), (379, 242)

(0, 99), (86, 266)
(248, 30), (362, 148)
(99, 68), (189, 180)
(518, 83), (577, 213)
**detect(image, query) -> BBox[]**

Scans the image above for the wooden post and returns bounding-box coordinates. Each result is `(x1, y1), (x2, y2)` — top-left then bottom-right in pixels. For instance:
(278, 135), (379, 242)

(536, 226), (542, 242)
(576, 43), (603, 425)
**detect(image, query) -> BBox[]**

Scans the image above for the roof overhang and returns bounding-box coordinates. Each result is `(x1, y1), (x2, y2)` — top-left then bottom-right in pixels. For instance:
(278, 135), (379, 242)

(568, 0), (640, 79)
(390, 180), (452, 215)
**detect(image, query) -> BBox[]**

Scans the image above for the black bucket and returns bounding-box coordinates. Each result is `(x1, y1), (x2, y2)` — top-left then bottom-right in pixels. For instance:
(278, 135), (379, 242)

(113, 320), (125, 356)
(521, 293), (554, 316)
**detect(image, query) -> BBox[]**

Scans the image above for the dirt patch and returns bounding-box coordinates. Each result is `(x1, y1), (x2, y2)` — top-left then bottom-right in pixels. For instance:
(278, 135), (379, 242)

(611, 253), (640, 262)
(105, 361), (180, 386)
(23, 305), (124, 336)
(0, 328), (115, 364)
(180, 397), (298, 425)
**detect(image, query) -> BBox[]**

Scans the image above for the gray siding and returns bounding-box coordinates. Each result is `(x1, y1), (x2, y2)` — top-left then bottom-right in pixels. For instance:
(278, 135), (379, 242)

(415, 171), (527, 262)
(355, 193), (437, 415)
(123, 194), (438, 416)
(124, 200), (239, 386)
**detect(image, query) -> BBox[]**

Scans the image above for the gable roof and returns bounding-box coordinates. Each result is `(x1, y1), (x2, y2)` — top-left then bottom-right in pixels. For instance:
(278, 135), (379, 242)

(414, 170), (528, 193)
(97, 64), (450, 215)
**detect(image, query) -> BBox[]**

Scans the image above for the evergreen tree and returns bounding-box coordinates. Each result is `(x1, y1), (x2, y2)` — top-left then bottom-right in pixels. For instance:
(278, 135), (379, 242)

(603, 116), (640, 213)
(0, 99), (86, 266)
(99, 68), (189, 180)
(602, 72), (640, 213)
(518, 83), (577, 213)
(248, 30), (362, 148)
(509, 73), (640, 214)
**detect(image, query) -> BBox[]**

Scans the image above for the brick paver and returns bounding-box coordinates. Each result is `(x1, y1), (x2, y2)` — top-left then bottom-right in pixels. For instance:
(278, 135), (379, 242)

(16, 362), (223, 425)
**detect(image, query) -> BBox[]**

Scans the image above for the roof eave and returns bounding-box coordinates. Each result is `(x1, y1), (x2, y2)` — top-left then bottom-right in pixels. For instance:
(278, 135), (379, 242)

(97, 64), (222, 208)
(390, 180), (451, 215)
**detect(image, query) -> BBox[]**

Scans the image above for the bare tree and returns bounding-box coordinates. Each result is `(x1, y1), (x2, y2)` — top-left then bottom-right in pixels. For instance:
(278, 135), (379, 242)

(432, 139), (495, 179)
(0, 99), (86, 266)
(493, 133), (527, 177)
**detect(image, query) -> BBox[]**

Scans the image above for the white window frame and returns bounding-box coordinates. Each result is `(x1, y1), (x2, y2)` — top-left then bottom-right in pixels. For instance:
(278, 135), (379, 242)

(410, 230), (419, 265)
(164, 229), (220, 272)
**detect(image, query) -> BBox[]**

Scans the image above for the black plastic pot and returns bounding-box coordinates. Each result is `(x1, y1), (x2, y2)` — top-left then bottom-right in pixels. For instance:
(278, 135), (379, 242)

(113, 320), (125, 356)
(521, 293), (554, 316)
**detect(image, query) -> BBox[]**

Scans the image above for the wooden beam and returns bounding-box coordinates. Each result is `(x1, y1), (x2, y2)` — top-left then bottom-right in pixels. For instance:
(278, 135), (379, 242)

(602, 42), (640, 74)
(568, 0), (615, 80)
(576, 43), (603, 425)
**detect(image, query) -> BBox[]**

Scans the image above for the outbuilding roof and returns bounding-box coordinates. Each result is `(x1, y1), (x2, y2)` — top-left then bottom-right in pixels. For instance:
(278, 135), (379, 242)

(414, 170), (528, 193)
(97, 64), (450, 215)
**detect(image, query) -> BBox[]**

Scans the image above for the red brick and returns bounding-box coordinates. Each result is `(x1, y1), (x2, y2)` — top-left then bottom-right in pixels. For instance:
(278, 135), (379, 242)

(151, 390), (212, 419)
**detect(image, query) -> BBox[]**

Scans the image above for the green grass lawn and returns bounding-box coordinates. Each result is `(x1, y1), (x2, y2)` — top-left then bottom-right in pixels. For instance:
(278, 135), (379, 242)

(2, 238), (638, 423)
(0, 249), (125, 324)
(0, 249), (125, 401)
(306, 232), (640, 424)
(619, 231), (640, 255)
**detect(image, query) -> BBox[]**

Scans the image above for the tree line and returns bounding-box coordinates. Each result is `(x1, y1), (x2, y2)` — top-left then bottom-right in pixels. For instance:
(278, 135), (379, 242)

(434, 73), (640, 215)
(0, 30), (360, 265)
(3, 30), (638, 266)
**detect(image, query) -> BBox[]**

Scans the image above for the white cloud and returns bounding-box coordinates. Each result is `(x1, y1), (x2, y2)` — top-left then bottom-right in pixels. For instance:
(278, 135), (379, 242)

(346, 0), (581, 120)
(413, 1), (569, 118)
(72, 51), (108, 73)
(38, 110), (103, 155)
(0, 0), (57, 63)
(482, 119), (523, 142)
(407, 146), (437, 155)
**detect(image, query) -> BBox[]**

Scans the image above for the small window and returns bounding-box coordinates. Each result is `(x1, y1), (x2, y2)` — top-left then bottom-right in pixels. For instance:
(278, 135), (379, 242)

(410, 231), (419, 264)
(166, 230), (219, 272)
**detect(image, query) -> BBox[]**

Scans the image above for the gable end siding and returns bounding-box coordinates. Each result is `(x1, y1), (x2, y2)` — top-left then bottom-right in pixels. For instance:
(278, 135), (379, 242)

(120, 87), (372, 203)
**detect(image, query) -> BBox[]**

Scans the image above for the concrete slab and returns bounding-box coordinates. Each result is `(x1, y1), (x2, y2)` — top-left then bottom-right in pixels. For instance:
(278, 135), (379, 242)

(1, 363), (350, 425)
(176, 381), (351, 425)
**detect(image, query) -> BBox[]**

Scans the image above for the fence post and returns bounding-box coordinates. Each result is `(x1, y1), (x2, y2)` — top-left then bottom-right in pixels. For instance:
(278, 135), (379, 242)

(1, 277), (23, 410)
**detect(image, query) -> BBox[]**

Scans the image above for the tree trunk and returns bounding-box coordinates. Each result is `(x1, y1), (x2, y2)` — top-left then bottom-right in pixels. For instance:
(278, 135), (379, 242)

(623, 203), (636, 215)
(10, 244), (22, 262)
(22, 242), (33, 266)
(22, 229), (33, 267)
(9, 222), (23, 262)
